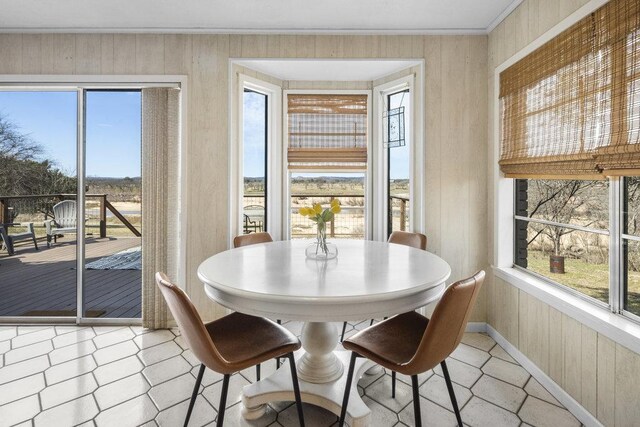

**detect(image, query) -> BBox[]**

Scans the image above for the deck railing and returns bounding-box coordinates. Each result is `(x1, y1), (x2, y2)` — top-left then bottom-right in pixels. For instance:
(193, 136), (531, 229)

(243, 194), (409, 238)
(0, 194), (141, 238)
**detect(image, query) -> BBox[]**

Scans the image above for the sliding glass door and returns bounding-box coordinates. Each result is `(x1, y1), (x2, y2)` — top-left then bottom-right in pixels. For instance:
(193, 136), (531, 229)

(0, 87), (142, 321)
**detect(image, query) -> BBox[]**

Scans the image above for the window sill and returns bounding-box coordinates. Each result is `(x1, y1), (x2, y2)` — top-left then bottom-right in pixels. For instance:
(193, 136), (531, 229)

(493, 266), (640, 355)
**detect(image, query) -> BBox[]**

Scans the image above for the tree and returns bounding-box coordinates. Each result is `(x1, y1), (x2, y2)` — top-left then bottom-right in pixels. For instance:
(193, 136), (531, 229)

(625, 177), (640, 271)
(0, 114), (76, 219)
(527, 180), (606, 256)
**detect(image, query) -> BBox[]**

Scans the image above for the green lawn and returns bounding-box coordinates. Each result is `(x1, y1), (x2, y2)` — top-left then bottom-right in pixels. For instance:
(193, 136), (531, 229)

(527, 251), (640, 315)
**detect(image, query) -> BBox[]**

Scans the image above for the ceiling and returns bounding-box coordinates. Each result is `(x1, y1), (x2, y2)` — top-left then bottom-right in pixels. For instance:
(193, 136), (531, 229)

(0, 0), (522, 34)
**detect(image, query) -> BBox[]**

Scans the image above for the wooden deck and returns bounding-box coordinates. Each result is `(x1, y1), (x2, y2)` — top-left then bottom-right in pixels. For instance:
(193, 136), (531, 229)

(0, 236), (141, 318)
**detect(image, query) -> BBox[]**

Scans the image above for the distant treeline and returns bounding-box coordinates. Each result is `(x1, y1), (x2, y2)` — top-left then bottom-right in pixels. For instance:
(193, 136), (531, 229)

(87, 177), (141, 202)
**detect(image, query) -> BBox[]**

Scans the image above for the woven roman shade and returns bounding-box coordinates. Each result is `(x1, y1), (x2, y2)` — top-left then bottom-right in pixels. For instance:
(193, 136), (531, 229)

(287, 94), (368, 170)
(499, 0), (640, 178)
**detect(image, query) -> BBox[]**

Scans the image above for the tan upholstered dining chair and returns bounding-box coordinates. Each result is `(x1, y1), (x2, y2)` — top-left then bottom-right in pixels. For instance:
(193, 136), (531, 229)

(338, 270), (485, 427)
(339, 231), (428, 398)
(232, 232), (286, 374)
(233, 231), (272, 248)
(155, 272), (305, 426)
(339, 231), (428, 341)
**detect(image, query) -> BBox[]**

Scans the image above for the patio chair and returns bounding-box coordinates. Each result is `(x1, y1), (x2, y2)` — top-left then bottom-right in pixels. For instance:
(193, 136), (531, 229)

(45, 200), (78, 247)
(243, 214), (261, 234)
(243, 205), (265, 234)
(339, 271), (485, 427)
(156, 272), (305, 427)
(0, 223), (39, 256)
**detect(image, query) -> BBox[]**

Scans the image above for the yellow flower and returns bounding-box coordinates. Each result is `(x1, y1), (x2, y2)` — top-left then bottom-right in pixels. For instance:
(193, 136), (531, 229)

(331, 199), (340, 207)
(330, 204), (341, 214)
(313, 203), (323, 214)
(299, 207), (310, 216)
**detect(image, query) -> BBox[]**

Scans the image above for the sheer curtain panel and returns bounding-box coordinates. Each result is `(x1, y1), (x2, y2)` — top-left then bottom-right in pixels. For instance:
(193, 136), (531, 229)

(142, 87), (180, 329)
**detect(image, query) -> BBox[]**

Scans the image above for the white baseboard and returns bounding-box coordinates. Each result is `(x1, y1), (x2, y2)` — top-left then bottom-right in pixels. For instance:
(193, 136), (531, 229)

(466, 322), (488, 333)
(485, 324), (603, 427)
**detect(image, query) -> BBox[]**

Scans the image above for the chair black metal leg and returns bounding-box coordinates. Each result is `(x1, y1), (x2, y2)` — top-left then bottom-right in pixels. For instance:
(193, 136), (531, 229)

(338, 352), (358, 427)
(216, 374), (230, 427)
(277, 320), (283, 368)
(256, 363), (261, 381)
(287, 353), (305, 426)
(441, 361), (463, 427)
(340, 321), (348, 342)
(391, 371), (396, 398)
(412, 374), (422, 427)
(185, 364), (205, 427)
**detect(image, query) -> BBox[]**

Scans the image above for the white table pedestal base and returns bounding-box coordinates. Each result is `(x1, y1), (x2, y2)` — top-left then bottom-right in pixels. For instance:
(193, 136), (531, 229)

(298, 322), (344, 383)
(242, 351), (375, 427)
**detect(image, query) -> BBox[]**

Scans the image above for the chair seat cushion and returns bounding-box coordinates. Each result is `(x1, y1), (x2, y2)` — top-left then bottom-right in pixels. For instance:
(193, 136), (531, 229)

(343, 311), (429, 374)
(205, 312), (300, 371)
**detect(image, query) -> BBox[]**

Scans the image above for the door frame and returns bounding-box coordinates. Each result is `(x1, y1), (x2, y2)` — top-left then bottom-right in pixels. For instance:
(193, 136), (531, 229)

(0, 75), (187, 325)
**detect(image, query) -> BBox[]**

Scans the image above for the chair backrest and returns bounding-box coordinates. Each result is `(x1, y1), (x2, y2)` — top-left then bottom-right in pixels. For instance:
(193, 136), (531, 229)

(53, 200), (77, 228)
(408, 270), (485, 372)
(233, 231), (273, 248)
(155, 272), (228, 373)
(388, 231), (427, 250)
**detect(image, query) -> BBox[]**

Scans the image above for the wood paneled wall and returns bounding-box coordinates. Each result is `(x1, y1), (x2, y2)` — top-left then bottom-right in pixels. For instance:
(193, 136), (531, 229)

(0, 33), (488, 323)
(488, 1), (640, 425)
(489, 277), (640, 426)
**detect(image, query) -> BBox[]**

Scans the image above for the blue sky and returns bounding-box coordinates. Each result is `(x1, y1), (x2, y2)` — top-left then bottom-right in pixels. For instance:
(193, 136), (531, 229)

(0, 90), (141, 178)
(243, 91), (267, 178)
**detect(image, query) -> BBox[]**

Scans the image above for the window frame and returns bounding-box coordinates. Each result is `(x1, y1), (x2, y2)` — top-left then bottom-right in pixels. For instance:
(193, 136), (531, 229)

(373, 74), (422, 241)
(510, 176), (640, 325)
(511, 178), (613, 311)
(231, 74), (282, 243)
(492, 0), (640, 354)
(282, 89), (373, 241)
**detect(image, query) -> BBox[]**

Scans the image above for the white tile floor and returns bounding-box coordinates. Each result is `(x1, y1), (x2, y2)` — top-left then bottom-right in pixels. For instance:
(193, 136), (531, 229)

(0, 321), (582, 427)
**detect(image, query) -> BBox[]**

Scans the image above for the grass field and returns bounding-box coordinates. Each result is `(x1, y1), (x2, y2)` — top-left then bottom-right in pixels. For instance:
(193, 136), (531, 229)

(527, 250), (640, 315)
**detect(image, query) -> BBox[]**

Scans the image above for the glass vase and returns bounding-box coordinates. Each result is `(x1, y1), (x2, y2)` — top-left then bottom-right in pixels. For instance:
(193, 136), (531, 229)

(305, 221), (338, 260)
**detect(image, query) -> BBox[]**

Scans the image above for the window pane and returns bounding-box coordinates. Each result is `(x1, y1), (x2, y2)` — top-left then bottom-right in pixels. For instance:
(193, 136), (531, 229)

(290, 173), (365, 239)
(0, 91), (78, 317)
(388, 90), (410, 235)
(624, 239), (640, 317)
(243, 90), (267, 234)
(624, 177), (640, 316)
(516, 179), (608, 230)
(84, 90), (142, 318)
(625, 176), (640, 237)
(515, 219), (609, 304)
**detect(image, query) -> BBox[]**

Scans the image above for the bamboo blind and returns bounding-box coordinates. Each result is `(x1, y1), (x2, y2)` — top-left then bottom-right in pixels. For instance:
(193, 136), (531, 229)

(287, 94), (368, 170)
(499, 0), (640, 178)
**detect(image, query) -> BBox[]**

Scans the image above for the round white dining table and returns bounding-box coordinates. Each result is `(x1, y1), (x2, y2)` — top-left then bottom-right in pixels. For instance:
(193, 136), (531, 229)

(197, 239), (451, 426)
